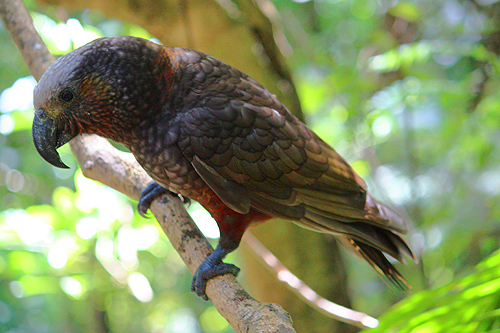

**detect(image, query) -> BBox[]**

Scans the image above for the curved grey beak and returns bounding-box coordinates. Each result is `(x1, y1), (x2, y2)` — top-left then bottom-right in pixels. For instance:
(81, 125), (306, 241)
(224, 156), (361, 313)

(32, 109), (74, 169)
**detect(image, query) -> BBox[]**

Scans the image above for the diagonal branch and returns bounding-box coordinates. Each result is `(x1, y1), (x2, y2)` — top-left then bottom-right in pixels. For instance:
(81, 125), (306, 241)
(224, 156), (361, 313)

(0, 0), (295, 331)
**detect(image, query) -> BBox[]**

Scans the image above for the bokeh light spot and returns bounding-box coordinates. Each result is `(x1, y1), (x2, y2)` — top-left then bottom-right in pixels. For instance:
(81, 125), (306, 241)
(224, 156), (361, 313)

(60, 276), (84, 298)
(0, 76), (36, 113)
(128, 272), (153, 302)
(47, 247), (68, 269)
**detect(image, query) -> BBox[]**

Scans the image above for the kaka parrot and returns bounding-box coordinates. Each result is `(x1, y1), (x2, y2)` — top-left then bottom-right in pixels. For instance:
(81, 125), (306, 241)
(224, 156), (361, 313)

(32, 36), (415, 300)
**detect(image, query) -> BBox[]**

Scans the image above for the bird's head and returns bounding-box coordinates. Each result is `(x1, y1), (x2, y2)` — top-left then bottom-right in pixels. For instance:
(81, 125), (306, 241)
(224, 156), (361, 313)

(32, 36), (173, 168)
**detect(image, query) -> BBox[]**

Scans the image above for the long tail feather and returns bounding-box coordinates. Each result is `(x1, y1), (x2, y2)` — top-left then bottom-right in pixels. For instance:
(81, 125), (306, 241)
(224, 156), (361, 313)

(340, 237), (411, 290)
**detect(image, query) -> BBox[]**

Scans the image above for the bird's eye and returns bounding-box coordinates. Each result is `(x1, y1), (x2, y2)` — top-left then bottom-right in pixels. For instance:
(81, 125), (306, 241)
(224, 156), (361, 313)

(59, 89), (74, 102)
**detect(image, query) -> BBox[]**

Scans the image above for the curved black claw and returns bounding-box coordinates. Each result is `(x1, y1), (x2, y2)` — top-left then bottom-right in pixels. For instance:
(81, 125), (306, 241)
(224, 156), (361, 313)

(191, 262), (240, 301)
(138, 182), (170, 217)
(190, 244), (241, 301)
(138, 182), (192, 217)
(180, 194), (191, 208)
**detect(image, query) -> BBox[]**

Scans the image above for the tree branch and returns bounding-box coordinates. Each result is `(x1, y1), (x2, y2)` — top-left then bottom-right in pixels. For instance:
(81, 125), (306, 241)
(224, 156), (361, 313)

(242, 233), (379, 330)
(0, 0), (295, 331)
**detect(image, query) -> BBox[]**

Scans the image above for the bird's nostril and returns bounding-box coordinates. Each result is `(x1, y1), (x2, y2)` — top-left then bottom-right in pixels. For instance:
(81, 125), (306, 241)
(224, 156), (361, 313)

(36, 109), (47, 120)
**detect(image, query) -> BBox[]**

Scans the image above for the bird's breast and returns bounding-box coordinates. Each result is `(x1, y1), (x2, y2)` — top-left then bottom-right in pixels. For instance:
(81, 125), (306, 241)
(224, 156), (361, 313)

(128, 128), (206, 200)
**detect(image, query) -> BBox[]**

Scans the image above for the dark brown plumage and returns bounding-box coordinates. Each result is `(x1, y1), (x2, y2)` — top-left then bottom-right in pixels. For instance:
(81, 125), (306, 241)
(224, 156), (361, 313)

(32, 36), (416, 300)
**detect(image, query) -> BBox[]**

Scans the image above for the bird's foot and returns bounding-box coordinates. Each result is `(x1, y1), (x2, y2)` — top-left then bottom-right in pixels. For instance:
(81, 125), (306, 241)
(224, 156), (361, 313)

(191, 260), (240, 301)
(138, 181), (190, 217)
(190, 241), (241, 301)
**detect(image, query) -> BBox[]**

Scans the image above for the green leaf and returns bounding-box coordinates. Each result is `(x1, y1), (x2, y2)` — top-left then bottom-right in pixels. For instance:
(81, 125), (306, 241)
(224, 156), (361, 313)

(367, 250), (500, 332)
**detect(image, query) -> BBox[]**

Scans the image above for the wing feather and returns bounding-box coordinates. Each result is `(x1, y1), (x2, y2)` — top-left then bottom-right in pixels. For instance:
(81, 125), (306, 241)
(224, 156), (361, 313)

(191, 156), (250, 214)
(174, 51), (415, 283)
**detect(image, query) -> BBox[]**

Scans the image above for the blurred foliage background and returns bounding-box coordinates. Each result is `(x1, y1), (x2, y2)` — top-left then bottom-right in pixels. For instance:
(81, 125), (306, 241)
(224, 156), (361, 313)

(2, 0), (500, 332)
